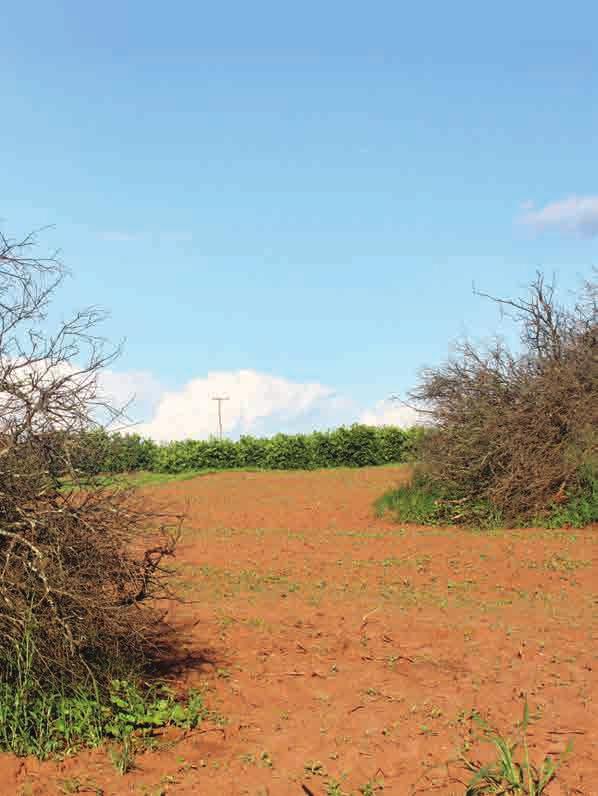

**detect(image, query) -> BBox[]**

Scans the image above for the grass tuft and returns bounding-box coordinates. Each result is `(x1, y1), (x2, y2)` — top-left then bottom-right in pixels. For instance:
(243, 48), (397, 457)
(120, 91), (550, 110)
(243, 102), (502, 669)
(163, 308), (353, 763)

(462, 700), (572, 795)
(375, 472), (503, 528)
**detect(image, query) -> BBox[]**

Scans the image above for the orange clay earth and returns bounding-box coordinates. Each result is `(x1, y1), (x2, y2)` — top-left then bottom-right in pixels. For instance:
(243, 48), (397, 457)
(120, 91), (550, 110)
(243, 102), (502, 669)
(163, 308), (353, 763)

(2, 466), (596, 795)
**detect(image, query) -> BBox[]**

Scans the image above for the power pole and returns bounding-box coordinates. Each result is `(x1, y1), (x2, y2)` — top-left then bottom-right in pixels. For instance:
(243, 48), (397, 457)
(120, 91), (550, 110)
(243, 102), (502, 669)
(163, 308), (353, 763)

(211, 396), (229, 440)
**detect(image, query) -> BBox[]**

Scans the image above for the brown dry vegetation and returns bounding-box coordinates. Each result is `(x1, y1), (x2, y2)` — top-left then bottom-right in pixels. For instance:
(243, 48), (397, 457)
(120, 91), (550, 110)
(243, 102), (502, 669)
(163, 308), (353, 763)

(410, 273), (597, 525)
(0, 231), (178, 692)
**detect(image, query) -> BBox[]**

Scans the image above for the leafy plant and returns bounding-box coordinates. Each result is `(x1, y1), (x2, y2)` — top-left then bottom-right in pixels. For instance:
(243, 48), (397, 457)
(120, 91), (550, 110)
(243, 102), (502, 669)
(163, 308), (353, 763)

(462, 701), (572, 795)
(0, 651), (208, 759)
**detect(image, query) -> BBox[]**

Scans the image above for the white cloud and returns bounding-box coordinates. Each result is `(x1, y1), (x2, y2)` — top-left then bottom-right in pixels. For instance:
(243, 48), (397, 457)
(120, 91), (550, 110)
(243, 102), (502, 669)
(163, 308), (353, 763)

(135, 369), (357, 441)
(96, 368), (424, 441)
(0, 360), (164, 431)
(519, 195), (598, 238)
(359, 398), (425, 429)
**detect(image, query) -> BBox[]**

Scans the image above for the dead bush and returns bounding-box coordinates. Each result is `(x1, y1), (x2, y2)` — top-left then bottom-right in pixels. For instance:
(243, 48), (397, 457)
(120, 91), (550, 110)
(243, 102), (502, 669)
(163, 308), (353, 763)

(410, 271), (597, 525)
(0, 229), (179, 692)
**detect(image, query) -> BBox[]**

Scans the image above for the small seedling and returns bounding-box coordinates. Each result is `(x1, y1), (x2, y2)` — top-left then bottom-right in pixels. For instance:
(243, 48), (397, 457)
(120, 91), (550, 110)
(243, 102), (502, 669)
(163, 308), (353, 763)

(325, 780), (348, 796)
(359, 781), (384, 795)
(109, 735), (135, 775)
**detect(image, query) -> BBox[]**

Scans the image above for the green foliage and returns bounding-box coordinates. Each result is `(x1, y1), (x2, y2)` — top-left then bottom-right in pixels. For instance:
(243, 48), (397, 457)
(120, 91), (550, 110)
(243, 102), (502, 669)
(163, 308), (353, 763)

(462, 700), (571, 795)
(71, 430), (158, 475)
(375, 469), (504, 528)
(375, 473), (446, 524)
(237, 434), (270, 467)
(104, 680), (205, 739)
(0, 628), (207, 760)
(73, 425), (424, 475)
(377, 463), (596, 530)
(0, 670), (206, 759)
(264, 433), (312, 470)
(543, 464), (598, 528)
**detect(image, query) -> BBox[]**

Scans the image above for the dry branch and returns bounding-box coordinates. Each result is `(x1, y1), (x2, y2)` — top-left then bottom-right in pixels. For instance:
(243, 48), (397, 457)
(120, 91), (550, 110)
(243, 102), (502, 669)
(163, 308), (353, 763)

(0, 228), (180, 690)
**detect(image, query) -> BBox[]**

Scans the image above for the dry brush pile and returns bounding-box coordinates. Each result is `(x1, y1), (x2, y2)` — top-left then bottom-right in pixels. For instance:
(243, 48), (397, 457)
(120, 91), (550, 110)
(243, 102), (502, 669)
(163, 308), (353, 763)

(402, 272), (597, 526)
(0, 230), (179, 697)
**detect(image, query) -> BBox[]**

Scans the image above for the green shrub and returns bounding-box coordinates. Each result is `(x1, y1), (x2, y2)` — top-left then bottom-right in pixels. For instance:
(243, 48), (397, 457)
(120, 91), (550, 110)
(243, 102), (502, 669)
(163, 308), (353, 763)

(74, 424), (418, 475)
(237, 435), (270, 467)
(330, 424), (382, 467)
(265, 433), (313, 470)
(309, 430), (341, 467)
(202, 438), (243, 469)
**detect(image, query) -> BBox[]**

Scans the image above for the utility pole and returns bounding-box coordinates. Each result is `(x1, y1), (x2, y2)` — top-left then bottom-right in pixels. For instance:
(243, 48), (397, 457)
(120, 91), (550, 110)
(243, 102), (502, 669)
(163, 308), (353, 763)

(211, 396), (229, 440)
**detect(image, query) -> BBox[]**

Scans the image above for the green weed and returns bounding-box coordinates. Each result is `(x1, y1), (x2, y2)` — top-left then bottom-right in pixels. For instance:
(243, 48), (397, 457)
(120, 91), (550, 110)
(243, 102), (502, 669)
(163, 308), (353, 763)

(0, 665), (208, 759)
(325, 780), (349, 796)
(109, 734), (135, 775)
(542, 465), (598, 528)
(462, 700), (572, 795)
(359, 781), (384, 795)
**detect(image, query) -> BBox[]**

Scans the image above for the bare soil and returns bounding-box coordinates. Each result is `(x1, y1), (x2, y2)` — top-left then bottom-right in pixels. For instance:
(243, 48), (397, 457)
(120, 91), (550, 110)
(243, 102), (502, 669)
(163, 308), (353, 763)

(2, 466), (597, 795)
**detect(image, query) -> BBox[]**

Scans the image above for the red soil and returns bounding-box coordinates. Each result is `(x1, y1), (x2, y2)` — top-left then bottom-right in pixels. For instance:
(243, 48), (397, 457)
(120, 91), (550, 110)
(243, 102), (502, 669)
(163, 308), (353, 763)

(2, 466), (597, 795)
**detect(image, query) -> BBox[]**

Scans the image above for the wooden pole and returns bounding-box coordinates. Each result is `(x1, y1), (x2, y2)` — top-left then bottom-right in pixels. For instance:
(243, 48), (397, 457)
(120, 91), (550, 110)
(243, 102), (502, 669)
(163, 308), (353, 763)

(211, 396), (229, 440)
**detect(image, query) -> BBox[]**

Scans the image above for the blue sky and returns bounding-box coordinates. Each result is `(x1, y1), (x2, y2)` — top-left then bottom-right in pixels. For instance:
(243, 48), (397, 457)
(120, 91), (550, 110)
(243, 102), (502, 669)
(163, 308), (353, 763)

(2, 1), (597, 438)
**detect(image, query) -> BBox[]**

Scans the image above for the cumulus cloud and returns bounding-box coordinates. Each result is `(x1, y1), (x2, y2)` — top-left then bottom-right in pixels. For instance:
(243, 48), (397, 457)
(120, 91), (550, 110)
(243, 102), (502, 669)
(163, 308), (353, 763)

(134, 369), (357, 441)
(97, 368), (424, 441)
(359, 399), (425, 428)
(519, 195), (598, 238)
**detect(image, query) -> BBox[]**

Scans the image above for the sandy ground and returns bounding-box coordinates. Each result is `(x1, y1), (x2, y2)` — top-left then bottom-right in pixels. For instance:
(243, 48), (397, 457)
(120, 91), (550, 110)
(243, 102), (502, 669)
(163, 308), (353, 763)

(3, 466), (597, 795)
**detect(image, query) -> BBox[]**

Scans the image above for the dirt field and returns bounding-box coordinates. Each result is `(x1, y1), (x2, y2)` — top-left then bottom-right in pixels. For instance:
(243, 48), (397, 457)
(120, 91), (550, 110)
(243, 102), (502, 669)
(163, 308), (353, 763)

(3, 466), (597, 795)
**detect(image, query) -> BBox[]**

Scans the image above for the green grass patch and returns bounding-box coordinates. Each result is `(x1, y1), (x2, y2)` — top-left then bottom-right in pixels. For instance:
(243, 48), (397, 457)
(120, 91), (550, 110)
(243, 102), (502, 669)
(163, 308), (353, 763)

(0, 635), (209, 759)
(0, 677), (207, 758)
(62, 467), (262, 491)
(66, 462), (409, 493)
(541, 465), (598, 528)
(374, 471), (504, 528)
(375, 478), (445, 525)
(377, 467), (597, 530)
